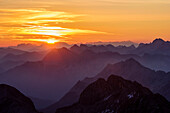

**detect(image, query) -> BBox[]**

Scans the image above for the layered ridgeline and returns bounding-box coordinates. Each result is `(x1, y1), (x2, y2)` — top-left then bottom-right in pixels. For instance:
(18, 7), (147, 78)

(0, 47), (139, 109)
(56, 75), (170, 113)
(1, 38), (170, 73)
(71, 38), (170, 55)
(0, 51), (47, 72)
(43, 58), (170, 113)
(71, 38), (170, 72)
(134, 38), (170, 55)
(0, 47), (25, 59)
(0, 84), (39, 113)
(1, 38), (170, 110)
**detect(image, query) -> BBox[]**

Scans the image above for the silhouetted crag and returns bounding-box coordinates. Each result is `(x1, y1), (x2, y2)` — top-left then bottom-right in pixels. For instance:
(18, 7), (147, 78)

(0, 84), (39, 113)
(56, 75), (170, 113)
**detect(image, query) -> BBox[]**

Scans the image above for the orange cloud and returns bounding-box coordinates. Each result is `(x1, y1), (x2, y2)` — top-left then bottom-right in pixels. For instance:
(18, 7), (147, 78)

(0, 8), (106, 43)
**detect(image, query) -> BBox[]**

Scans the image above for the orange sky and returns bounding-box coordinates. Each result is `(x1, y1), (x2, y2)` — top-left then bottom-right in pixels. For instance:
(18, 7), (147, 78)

(0, 0), (170, 46)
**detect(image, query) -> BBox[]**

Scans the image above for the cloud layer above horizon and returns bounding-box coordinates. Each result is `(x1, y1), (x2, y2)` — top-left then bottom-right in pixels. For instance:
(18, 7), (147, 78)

(0, 0), (170, 46)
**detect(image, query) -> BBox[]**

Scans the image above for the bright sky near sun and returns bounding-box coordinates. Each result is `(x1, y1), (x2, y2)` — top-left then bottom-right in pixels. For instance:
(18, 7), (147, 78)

(0, 0), (170, 46)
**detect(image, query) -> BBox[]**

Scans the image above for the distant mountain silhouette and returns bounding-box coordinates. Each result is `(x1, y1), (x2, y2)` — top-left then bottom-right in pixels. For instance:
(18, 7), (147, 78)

(10, 42), (71, 52)
(71, 38), (170, 56)
(0, 47), (25, 58)
(70, 44), (136, 54)
(86, 40), (138, 47)
(0, 51), (47, 72)
(10, 43), (47, 52)
(134, 38), (170, 55)
(56, 75), (170, 113)
(44, 58), (170, 113)
(1, 51), (47, 62)
(0, 84), (39, 113)
(0, 48), (139, 109)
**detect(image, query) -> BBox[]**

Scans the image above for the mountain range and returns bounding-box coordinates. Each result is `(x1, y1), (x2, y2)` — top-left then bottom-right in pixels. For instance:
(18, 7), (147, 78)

(0, 38), (170, 111)
(72, 38), (170, 55)
(43, 58), (170, 113)
(56, 75), (170, 113)
(1, 74), (169, 113)
(0, 47), (139, 109)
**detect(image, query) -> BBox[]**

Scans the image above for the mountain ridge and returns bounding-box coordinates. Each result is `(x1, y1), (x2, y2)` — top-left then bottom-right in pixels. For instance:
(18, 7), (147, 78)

(56, 75), (170, 113)
(44, 58), (170, 113)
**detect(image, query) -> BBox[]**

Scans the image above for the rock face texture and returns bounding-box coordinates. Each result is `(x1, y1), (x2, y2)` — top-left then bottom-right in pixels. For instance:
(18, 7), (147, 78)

(0, 84), (39, 113)
(56, 75), (170, 113)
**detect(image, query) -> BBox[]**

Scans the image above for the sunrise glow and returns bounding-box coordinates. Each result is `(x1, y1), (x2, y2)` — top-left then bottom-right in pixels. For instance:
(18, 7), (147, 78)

(46, 39), (60, 44)
(27, 38), (60, 44)
(0, 1), (170, 112)
(0, 0), (170, 46)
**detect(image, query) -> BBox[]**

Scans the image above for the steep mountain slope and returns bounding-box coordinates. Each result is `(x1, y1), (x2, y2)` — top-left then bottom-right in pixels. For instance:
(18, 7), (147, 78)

(0, 84), (39, 113)
(56, 75), (170, 113)
(44, 58), (170, 113)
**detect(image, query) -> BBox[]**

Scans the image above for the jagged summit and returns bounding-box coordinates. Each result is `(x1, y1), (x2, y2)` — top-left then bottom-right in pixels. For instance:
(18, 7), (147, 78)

(56, 75), (170, 113)
(152, 38), (165, 43)
(152, 38), (165, 46)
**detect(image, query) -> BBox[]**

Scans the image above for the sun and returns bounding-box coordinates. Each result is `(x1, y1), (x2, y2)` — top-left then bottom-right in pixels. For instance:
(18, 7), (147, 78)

(25, 38), (60, 44)
(46, 38), (59, 44)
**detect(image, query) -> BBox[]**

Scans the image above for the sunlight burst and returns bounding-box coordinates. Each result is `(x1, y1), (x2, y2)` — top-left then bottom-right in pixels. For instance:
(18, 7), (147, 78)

(46, 38), (59, 44)
(25, 38), (60, 44)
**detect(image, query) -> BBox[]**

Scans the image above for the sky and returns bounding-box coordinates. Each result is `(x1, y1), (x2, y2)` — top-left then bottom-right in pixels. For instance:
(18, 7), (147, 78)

(0, 0), (170, 46)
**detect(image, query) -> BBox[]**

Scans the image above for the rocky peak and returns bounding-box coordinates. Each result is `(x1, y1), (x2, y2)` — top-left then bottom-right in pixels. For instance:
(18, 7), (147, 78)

(152, 38), (165, 44)
(56, 75), (170, 113)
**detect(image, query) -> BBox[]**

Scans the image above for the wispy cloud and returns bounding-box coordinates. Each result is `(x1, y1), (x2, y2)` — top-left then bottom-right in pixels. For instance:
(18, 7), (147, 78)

(0, 8), (106, 42)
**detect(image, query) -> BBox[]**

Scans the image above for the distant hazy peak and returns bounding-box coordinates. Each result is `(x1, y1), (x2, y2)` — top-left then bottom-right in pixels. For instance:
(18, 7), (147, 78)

(152, 38), (165, 46)
(152, 38), (165, 43)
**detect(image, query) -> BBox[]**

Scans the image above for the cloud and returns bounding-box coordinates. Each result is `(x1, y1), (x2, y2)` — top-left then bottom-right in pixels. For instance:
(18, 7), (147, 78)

(0, 8), (106, 42)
